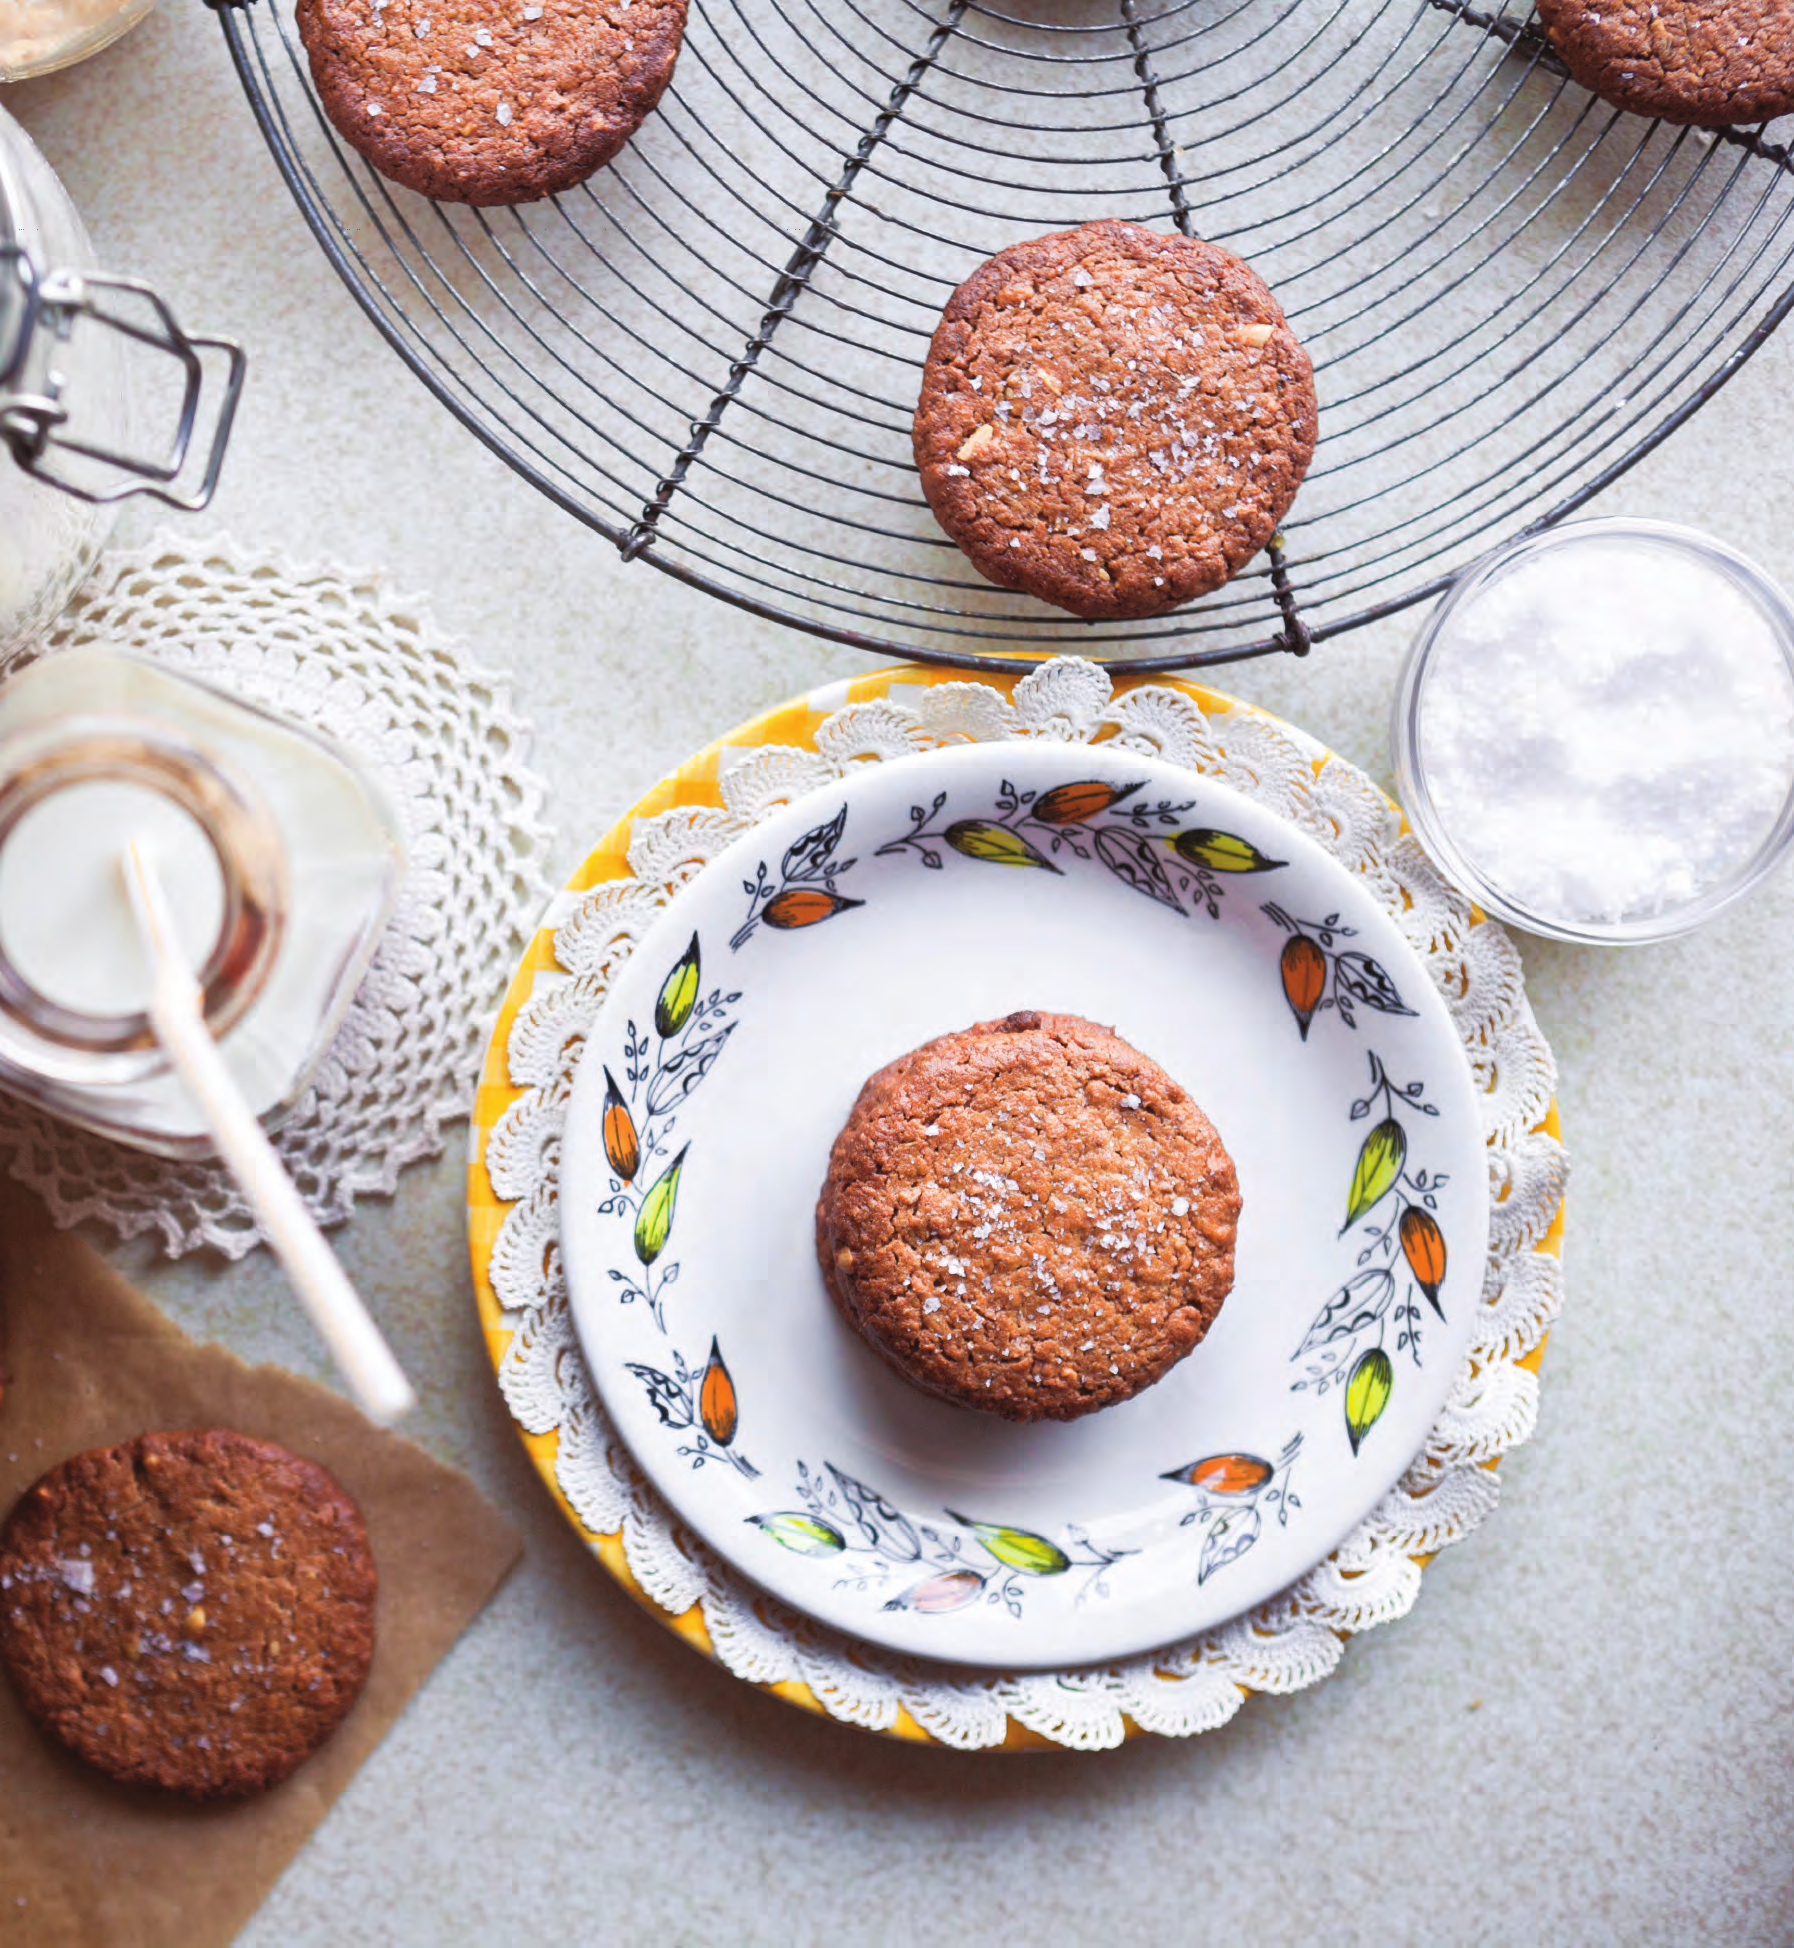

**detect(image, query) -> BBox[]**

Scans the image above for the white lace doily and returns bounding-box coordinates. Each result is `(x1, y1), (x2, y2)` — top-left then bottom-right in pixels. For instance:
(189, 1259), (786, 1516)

(474, 658), (1568, 1750)
(0, 535), (553, 1258)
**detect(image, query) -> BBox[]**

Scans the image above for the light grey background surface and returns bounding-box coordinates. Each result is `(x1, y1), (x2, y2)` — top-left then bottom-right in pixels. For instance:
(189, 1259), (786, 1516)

(5, 2), (1794, 1941)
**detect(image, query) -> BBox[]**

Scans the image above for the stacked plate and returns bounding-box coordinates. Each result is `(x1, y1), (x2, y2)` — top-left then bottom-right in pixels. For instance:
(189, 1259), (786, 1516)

(469, 662), (1565, 1746)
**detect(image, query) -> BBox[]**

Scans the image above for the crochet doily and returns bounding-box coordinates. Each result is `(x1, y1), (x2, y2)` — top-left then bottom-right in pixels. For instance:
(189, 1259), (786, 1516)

(0, 535), (553, 1258)
(473, 658), (1569, 1749)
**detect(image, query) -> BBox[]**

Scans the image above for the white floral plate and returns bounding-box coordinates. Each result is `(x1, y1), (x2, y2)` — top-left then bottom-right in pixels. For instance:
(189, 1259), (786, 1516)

(558, 740), (1490, 1669)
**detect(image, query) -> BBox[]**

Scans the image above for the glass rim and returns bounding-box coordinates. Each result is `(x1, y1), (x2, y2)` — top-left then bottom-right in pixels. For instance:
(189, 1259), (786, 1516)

(0, 718), (288, 1068)
(1390, 517), (1794, 947)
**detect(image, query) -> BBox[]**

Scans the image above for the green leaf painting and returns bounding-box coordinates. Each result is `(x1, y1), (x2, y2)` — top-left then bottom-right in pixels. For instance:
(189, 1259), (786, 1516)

(947, 1514), (1072, 1576)
(749, 1513), (847, 1556)
(1344, 1347), (1393, 1453)
(1343, 1116), (1406, 1231)
(633, 1144), (688, 1267)
(654, 932), (701, 1038)
(943, 820), (1062, 873)
(1168, 828), (1286, 875)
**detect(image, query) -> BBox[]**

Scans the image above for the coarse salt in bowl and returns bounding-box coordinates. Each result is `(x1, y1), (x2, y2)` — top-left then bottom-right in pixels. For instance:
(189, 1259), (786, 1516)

(1391, 518), (1794, 944)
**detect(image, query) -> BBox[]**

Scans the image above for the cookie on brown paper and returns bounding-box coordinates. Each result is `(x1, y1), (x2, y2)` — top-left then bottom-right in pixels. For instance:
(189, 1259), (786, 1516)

(816, 1010), (1241, 1423)
(913, 220), (1316, 621)
(0, 1429), (377, 1800)
(298, 0), (687, 205)
(1536, 0), (1794, 127)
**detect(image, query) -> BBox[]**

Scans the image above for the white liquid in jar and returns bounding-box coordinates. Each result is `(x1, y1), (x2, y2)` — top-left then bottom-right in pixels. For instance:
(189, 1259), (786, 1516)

(1416, 538), (1794, 926)
(0, 780), (225, 1017)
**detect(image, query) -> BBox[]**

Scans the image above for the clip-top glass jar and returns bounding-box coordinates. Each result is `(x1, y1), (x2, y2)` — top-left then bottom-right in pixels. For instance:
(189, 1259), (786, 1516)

(0, 647), (407, 1156)
(0, 105), (244, 646)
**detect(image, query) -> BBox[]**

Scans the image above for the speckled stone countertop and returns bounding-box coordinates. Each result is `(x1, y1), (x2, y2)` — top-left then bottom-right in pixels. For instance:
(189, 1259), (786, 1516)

(4, 5), (1793, 1941)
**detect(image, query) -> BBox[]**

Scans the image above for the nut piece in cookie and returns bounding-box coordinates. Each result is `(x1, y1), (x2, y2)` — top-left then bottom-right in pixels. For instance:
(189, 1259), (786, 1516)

(913, 220), (1316, 621)
(0, 1430), (377, 1799)
(1535, 0), (1794, 127)
(816, 1010), (1241, 1423)
(298, 0), (688, 206)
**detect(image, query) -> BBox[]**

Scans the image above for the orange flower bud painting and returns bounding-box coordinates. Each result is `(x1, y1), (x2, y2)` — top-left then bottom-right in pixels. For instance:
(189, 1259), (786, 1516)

(761, 887), (864, 930)
(1399, 1206), (1447, 1316)
(1031, 779), (1144, 826)
(625, 1335), (759, 1479)
(1262, 904), (1416, 1041)
(1280, 933), (1327, 1041)
(601, 1066), (640, 1183)
(1160, 1453), (1275, 1496)
(732, 802), (866, 949)
(699, 1337), (739, 1447)
(1163, 1435), (1304, 1584)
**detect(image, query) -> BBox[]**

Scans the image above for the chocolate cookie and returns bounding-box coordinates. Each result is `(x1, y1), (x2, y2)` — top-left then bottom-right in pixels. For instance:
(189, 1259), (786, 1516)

(913, 220), (1316, 621)
(298, 0), (687, 205)
(0, 1430), (377, 1799)
(1536, 0), (1794, 127)
(816, 1010), (1241, 1423)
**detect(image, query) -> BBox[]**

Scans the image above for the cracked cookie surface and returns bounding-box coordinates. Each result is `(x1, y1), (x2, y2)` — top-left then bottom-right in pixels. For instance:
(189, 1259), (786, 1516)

(0, 1430), (376, 1799)
(816, 1010), (1241, 1423)
(1536, 0), (1794, 126)
(912, 221), (1316, 621)
(299, 0), (686, 204)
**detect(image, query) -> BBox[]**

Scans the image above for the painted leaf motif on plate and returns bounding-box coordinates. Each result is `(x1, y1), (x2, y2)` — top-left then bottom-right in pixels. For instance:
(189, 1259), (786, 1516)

(943, 820), (1062, 872)
(633, 1145), (687, 1266)
(655, 933), (701, 1039)
(1344, 1347), (1394, 1453)
(950, 1516), (1072, 1576)
(1343, 1116), (1406, 1230)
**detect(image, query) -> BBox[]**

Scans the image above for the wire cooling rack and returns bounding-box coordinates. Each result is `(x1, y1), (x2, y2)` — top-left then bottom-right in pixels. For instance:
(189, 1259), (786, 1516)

(214, 0), (1794, 671)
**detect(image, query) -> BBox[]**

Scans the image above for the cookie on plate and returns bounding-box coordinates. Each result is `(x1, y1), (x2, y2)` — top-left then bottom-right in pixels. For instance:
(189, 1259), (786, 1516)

(298, 0), (687, 205)
(0, 1430), (377, 1799)
(913, 220), (1316, 621)
(1535, 0), (1794, 127)
(816, 1010), (1241, 1423)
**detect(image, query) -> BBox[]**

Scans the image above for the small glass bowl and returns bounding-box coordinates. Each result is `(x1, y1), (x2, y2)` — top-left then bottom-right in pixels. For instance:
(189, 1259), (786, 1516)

(1391, 518), (1794, 945)
(0, 0), (155, 84)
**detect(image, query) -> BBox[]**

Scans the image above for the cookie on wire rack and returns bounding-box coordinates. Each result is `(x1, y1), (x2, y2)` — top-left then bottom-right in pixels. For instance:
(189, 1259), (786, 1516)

(1535, 0), (1794, 128)
(913, 220), (1316, 621)
(297, 0), (686, 205)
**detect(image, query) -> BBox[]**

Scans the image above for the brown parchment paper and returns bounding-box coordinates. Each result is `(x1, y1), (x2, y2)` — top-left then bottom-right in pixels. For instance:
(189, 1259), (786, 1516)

(0, 1181), (522, 1946)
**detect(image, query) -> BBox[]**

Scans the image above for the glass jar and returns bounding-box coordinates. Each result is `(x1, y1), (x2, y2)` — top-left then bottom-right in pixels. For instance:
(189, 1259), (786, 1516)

(0, 104), (243, 647)
(0, 0), (154, 83)
(0, 647), (407, 1156)
(1391, 519), (1794, 944)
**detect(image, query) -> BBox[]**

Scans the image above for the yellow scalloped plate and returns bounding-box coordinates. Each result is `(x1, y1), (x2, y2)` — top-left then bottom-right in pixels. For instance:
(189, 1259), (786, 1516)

(468, 665), (1563, 1749)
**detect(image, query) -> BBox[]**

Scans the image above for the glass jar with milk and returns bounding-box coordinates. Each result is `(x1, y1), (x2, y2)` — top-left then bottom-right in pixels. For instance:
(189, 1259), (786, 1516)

(0, 647), (407, 1155)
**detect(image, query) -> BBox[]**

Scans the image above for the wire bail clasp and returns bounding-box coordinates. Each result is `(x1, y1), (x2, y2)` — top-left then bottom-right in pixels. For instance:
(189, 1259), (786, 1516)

(0, 242), (246, 511)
